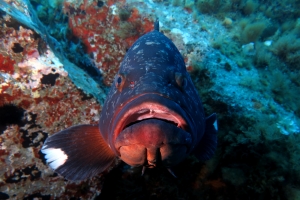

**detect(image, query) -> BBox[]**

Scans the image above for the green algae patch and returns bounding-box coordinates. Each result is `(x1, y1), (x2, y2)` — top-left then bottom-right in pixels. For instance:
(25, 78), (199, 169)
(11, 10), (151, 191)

(240, 21), (266, 44)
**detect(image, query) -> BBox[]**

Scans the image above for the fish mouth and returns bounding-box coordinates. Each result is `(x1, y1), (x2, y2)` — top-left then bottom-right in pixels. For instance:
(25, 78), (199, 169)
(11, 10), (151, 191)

(118, 101), (190, 134)
(111, 93), (194, 167)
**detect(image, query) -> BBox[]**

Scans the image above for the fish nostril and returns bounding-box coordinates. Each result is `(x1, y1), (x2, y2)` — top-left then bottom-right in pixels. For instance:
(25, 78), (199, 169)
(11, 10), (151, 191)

(147, 160), (156, 167)
(145, 147), (162, 168)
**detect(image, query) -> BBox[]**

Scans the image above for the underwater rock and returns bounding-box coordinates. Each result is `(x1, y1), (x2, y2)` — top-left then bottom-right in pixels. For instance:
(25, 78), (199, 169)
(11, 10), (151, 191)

(0, 0), (299, 199)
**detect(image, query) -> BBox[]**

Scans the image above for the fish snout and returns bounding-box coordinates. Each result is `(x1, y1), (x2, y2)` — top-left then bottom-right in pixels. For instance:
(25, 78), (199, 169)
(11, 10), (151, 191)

(115, 119), (192, 167)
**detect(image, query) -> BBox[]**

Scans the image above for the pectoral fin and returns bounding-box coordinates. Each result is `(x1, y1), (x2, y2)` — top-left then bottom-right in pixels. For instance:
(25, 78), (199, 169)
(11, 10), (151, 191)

(193, 113), (218, 161)
(41, 125), (115, 181)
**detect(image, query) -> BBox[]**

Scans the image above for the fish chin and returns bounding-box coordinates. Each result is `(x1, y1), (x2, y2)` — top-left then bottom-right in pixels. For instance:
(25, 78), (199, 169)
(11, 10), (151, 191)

(119, 142), (189, 168)
(115, 118), (191, 167)
(111, 94), (194, 167)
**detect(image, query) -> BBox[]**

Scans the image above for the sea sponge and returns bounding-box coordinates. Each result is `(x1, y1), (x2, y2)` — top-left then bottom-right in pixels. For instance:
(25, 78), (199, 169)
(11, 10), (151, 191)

(118, 7), (131, 21)
(172, 0), (183, 6)
(269, 69), (290, 98)
(229, 0), (243, 11)
(253, 42), (275, 69)
(211, 36), (250, 68)
(196, 0), (220, 14)
(239, 18), (250, 30)
(116, 22), (138, 39)
(184, 0), (195, 9)
(240, 21), (266, 44)
(223, 17), (233, 27)
(271, 33), (300, 68)
(242, 0), (257, 15)
(281, 20), (295, 32)
(267, 68), (300, 112)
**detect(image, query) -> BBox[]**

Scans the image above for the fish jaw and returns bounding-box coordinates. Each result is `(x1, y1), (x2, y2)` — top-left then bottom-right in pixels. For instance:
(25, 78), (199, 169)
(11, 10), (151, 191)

(115, 118), (192, 168)
(108, 93), (196, 167)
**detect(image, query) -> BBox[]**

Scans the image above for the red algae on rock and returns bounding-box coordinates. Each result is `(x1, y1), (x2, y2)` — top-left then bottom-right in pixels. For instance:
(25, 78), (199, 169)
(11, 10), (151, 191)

(65, 0), (153, 85)
(0, 9), (104, 199)
(0, 54), (15, 74)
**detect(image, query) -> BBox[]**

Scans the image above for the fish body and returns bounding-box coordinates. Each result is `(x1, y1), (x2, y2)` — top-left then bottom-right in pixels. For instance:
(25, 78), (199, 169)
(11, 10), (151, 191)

(41, 21), (218, 181)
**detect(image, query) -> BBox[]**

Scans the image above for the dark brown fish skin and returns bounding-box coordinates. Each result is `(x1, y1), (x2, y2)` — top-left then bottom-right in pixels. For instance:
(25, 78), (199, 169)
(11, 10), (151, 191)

(41, 21), (217, 181)
(99, 27), (206, 167)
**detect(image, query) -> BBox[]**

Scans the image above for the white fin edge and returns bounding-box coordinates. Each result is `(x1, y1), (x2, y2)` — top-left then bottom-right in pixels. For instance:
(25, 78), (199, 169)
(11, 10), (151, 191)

(213, 120), (218, 131)
(41, 148), (68, 170)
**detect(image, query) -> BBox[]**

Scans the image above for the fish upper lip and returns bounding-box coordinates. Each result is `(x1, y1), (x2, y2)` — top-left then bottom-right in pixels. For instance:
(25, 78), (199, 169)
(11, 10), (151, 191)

(110, 93), (193, 154)
(123, 106), (186, 128)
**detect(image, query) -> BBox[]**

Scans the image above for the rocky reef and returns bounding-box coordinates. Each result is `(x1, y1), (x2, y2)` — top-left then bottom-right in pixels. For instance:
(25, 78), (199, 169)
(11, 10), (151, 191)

(0, 0), (300, 199)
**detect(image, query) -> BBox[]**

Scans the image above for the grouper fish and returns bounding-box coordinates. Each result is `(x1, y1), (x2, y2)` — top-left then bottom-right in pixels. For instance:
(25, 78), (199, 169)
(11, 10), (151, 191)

(41, 20), (218, 181)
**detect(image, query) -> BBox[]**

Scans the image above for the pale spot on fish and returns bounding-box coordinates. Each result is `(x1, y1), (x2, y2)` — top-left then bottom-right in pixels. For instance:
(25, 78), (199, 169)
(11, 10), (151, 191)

(137, 50), (143, 54)
(133, 44), (140, 50)
(145, 41), (160, 45)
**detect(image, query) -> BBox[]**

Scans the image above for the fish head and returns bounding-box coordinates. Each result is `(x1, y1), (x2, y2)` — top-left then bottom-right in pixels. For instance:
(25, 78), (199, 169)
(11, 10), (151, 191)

(99, 30), (205, 168)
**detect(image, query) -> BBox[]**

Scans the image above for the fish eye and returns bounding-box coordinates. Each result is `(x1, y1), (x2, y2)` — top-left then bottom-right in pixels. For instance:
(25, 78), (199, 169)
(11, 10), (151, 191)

(175, 72), (187, 91)
(115, 73), (126, 92)
(117, 76), (122, 84)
